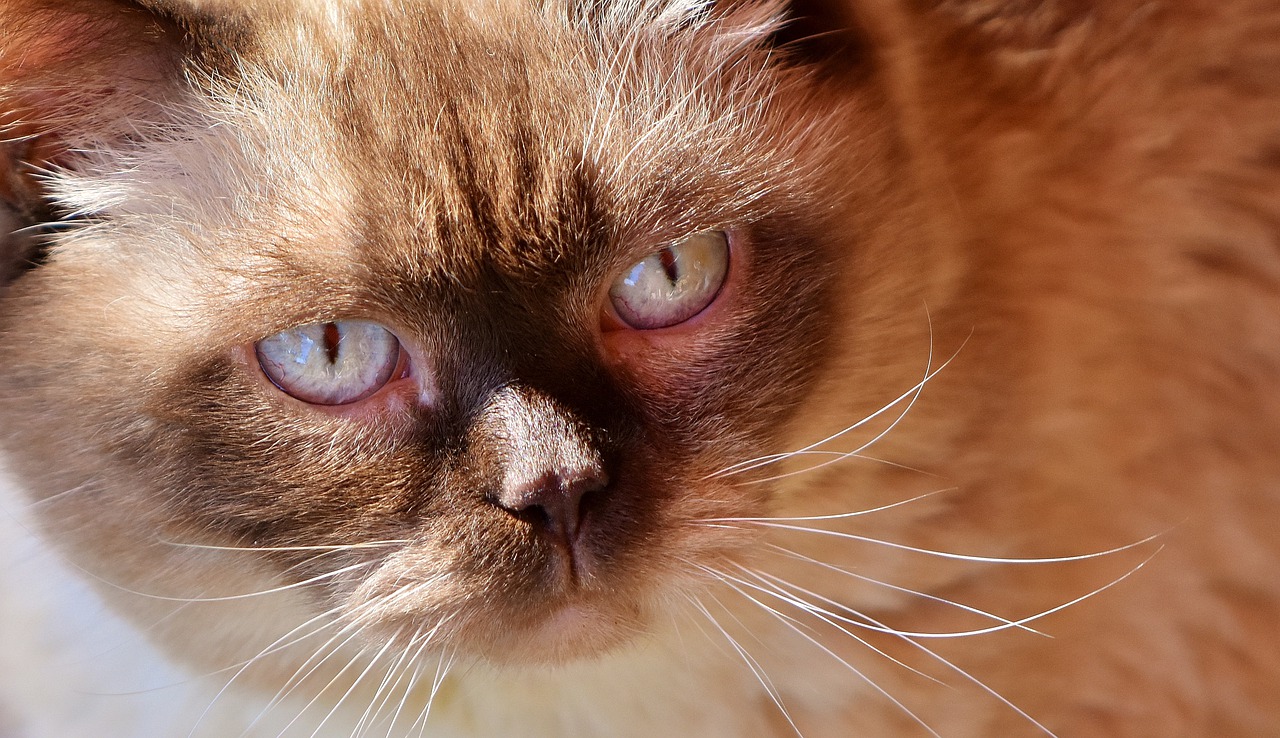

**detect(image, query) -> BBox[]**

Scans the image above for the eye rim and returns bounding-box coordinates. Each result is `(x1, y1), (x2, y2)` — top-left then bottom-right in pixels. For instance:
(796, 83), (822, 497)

(254, 319), (410, 407)
(604, 228), (732, 332)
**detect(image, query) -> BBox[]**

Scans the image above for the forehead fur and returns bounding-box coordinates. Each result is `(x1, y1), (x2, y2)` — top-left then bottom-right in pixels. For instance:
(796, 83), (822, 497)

(44, 0), (831, 295)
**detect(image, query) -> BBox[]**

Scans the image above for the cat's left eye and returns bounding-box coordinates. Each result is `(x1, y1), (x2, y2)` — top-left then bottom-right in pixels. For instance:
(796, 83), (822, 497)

(255, 320), (406, 405)
(608, 229), (730, 330)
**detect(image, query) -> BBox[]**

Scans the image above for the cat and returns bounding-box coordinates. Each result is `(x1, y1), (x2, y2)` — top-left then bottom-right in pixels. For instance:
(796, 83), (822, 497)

(2, 0), (1279, 736)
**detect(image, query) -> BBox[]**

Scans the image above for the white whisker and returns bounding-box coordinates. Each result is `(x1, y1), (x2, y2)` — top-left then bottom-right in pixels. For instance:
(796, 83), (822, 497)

(307, 627), (403, 738)
(707, 564), (941, 685)
(735, 521), (1166, 565)
(708, 570), (942, 738)
(765, 544), (1043, 636)
(62, 556), (379, 604)
(424, 646), (456, 726)
(739, 565), (1054, 736)
(268, 635), (368, 738)
(188, 603), (348, 738)
(407, 643), (456, 738)
(746, 549), (1162, 736)
(687, 594), (805, 738)
(699, 488), (953, 525)
(244, 638), (345, 737)
(709, 315), (959, 481)
(157, 539), (410, 554)
(386, 656), (429, 738)
(378, 625), (446, 738)
(351, 627), (429, 738)
(243, 601), (395, 738)
(730, 450), (937, 482)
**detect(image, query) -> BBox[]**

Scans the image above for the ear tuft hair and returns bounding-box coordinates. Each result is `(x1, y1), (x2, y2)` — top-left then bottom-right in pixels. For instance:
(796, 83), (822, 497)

(0, 0), (232, 275)
(0, 1), (247, 193)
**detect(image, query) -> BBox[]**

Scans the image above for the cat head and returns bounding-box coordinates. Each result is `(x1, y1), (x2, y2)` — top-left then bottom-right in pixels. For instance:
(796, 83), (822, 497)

(0, 0), (903, 669)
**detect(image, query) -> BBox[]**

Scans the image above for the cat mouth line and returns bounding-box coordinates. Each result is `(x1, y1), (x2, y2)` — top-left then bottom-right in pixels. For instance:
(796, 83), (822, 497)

(512, 500), (604, 588)
(542, 520), (592, 587)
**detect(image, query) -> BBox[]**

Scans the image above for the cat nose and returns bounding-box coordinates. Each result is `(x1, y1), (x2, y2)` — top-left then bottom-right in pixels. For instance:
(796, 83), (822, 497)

(477, 385), (609, 550)
(495, 466), (609, 548)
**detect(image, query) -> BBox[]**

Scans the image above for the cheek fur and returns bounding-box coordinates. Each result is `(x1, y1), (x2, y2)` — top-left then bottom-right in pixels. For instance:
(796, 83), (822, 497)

(597, 222), (838, 449)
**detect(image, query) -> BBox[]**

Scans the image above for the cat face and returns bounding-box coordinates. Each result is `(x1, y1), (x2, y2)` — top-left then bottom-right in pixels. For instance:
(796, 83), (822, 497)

(0, 0), (871, 666)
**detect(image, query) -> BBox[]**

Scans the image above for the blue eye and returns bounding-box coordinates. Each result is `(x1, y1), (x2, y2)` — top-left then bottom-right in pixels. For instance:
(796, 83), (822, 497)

(255, 321), (404, 405)
(609, 230), (729, 330)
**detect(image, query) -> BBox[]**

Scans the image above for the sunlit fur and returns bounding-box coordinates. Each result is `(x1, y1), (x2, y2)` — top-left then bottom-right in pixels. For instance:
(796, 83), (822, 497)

(2, 0), (1279, 736)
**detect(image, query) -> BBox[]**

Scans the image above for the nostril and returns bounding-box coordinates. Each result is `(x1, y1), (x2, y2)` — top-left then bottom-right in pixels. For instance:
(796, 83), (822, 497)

(504, 498), (553, 530)
(494, 467), (609, 546)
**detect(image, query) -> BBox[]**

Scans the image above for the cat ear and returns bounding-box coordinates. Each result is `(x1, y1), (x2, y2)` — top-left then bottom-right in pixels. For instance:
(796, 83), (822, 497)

(719, 0), (870, 74)
(0, 0), (234, 283)
(0, 1), (229, 217)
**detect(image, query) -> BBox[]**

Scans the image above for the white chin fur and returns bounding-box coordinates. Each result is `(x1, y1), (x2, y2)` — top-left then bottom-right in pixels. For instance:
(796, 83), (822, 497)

(0, 470), (326, 738)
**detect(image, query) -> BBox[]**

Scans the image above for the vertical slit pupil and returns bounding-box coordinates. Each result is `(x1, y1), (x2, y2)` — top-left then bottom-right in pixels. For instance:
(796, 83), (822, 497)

(658, 247), (680, 285)
(322, 322), (342, 365)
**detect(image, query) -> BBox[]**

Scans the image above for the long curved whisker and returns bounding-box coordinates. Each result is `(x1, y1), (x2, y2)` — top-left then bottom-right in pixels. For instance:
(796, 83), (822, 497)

(260, 590), (453, 738)
(707, 570), (942, 738)
(18, 479), (101, 510)
(740, 566), (1054, 736)
(371, 615), (454, 738)
(383, 633), (437, 738)
(239, 588), (425, 738)
(729, 521), (1166, 565)
(60, 555), (379, 604)
(738, 339), (938, 486)
(351, 627), (427, 738)
(730, 451), (938, 485)
(776, 545), (1162, 638)
(686, 593), (805, 738)
(704, 564), (941, 685)
(423, 646), (456, 728)
(408, 642), (457, 738)
(764, 544), (1044, 636)
(707, 375), (930, 481)
(746, 563), (1024, 642)
(269, 630), (372, 738)
(157, 560), (378, 604)
(699, 488), (954, 525)
(157, 539), (411, 554)
(188, 603), (348, 738)
(246, 619), (376, 738)
(742, 549), (1163, 736)
(306, 627), (406, 738)
(709, 315), (959, 481)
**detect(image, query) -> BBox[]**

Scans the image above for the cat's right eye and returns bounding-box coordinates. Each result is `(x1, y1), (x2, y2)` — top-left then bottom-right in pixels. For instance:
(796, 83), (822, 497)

(255, 320), (407, 405)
